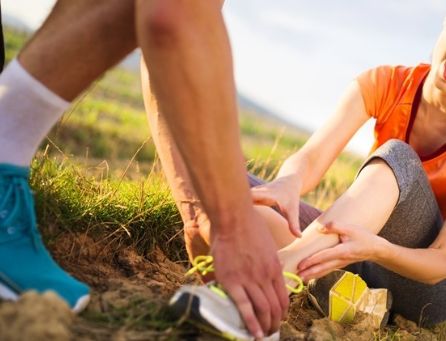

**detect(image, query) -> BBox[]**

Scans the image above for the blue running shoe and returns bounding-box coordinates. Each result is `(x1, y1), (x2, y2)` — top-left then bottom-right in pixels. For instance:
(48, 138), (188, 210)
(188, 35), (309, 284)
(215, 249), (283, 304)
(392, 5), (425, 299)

(0, 164), (90, 312)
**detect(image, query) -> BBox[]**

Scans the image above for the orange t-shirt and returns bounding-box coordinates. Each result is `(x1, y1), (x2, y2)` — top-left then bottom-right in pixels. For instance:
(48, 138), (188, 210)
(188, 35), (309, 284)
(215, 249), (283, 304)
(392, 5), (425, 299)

(356, 64), (446, 219)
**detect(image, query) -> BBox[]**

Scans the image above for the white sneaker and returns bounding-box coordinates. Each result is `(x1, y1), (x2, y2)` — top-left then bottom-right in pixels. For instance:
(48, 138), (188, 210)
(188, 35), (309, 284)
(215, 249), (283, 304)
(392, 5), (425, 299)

(169, 256), (304, 341)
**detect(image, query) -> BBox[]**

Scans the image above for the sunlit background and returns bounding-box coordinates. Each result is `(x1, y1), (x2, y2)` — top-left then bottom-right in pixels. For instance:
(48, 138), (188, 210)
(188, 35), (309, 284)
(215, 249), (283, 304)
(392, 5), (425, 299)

(3, 0), (446, 155)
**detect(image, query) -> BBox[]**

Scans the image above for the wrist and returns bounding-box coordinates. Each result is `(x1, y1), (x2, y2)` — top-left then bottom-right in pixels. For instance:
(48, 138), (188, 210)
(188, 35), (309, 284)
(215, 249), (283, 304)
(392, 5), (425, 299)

(277, 154), (308, 186)
(208, 193), (254, 238)
(371, 235), (392, 263)
(275, 173), (302, 192)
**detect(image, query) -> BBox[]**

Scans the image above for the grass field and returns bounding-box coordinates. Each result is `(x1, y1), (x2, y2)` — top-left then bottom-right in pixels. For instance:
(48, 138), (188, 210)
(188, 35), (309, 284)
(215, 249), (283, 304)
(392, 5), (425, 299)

(4, 26), (445, 341)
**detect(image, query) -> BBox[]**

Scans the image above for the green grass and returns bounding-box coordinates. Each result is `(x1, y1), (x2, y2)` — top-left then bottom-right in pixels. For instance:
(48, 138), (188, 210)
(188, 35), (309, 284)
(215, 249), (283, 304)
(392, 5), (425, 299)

(81, 296), (175, 331)
(31, 152), (185, 260)
(4, 27), (28, 62)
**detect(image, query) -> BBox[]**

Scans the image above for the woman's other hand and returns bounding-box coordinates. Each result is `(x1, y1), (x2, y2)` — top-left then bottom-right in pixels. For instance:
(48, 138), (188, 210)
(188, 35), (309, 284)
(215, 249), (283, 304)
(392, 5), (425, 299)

(251, 174), (303, 237)
(297, 221), (383, 280)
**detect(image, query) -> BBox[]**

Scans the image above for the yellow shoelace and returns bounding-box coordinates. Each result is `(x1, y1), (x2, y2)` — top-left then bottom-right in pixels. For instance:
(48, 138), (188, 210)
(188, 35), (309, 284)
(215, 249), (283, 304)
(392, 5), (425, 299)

(187, 255), (304, 294)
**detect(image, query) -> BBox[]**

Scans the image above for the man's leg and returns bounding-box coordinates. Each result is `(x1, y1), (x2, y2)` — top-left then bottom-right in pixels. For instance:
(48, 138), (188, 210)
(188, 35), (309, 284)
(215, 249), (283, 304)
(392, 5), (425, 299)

(0, 0), (137, 311)
(19, 0), (136, 101)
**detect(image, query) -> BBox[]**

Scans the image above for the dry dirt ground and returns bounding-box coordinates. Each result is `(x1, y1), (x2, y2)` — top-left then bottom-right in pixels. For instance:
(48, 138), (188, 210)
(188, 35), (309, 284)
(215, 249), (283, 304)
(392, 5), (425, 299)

(0, 233), (443, 341)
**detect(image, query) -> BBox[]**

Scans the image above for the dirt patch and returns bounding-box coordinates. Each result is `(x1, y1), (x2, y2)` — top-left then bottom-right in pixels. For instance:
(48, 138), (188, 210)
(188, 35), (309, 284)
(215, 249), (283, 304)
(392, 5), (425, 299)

(0, 231), (444, 341)
(284, 292), (375, 341)
(0, 291), (73, 341)
(53, 233), (198, 295)
(285, 289), (321, 332)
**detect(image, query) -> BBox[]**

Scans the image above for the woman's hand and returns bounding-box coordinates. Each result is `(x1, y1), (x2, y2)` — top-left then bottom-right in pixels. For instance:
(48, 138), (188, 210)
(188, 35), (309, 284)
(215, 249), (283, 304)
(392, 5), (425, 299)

(297, 221), (384, 280)
(251, 174), (303, 237)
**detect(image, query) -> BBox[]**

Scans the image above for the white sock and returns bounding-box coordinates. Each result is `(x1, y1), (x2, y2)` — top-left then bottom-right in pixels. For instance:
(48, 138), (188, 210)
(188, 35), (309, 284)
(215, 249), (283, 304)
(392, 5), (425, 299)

(0, 58), (70, 166)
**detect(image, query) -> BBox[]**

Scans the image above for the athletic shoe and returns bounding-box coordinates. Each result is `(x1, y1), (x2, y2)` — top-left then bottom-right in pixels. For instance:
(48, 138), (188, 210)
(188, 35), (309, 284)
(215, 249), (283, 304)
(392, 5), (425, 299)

(307, 270), (392, 328)
(0, 164), (90, 313)
(169, 255), (303, 341)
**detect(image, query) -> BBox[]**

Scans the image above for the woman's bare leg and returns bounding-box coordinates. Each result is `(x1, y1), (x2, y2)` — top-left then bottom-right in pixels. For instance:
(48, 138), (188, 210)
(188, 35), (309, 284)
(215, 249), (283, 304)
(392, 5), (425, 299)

(278, 158), (399, 283)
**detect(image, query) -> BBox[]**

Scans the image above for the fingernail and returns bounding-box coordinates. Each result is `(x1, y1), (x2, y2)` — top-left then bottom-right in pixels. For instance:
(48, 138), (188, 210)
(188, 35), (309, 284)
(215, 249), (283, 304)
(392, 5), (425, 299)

(256, 331), (264, 339)
(318, 225), (326, 232)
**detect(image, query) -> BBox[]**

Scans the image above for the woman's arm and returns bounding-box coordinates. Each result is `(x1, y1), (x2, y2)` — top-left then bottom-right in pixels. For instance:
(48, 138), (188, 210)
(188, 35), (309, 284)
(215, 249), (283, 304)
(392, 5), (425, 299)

(278, 80), (369, 194)
(298, 220), (446, 285)
(252, 80), (370, 235)
(376, 221), (446, 284)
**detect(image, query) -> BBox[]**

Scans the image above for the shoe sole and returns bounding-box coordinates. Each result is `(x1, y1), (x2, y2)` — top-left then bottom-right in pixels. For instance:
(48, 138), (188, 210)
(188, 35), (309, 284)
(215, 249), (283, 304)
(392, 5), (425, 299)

(0, 281), (90, 314)
(308, 271), (392, 328)
(169, 291), (280, 341)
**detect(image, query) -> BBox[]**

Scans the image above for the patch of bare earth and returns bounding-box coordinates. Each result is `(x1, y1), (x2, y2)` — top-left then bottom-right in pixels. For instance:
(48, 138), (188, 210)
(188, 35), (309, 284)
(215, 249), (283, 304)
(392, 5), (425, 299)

(0, 232), (442, 340)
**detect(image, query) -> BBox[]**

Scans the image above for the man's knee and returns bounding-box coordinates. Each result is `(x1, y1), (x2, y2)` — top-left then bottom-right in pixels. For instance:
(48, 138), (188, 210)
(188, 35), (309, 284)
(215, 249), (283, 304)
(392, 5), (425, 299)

(136, 0), (221, 46)
(136, 0), (186, 42)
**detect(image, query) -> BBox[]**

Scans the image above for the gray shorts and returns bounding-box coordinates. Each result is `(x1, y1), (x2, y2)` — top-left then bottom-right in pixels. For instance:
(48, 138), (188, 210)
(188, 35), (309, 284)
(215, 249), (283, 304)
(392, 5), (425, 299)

(249, 139), (446, 325)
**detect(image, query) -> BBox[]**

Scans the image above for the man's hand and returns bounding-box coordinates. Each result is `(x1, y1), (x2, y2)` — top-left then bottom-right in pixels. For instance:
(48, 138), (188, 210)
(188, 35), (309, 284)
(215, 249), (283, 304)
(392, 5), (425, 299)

(251, 175), (302, 237)
(212, 207), (289, 338)
(297, 221), (382, 281)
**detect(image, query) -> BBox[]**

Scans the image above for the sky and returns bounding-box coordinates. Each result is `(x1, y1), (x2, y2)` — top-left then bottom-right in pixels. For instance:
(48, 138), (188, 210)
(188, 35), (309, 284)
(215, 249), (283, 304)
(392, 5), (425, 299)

(3, 0), (446, 155)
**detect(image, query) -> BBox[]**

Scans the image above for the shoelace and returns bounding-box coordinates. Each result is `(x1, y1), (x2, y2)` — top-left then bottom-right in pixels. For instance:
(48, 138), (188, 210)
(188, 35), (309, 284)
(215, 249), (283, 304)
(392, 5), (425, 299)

(0, 166), (41, 250)
(187, 255), (304, 294)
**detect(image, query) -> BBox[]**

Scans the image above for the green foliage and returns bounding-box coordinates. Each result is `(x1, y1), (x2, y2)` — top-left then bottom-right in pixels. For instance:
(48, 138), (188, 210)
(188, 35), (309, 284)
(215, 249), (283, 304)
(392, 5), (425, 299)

(51, 94), (155, 161)
(81, 297), (175, 331)
(4, 27), (29, 63)
(47, 65), (155, 163)
(31, 155), (184, 259)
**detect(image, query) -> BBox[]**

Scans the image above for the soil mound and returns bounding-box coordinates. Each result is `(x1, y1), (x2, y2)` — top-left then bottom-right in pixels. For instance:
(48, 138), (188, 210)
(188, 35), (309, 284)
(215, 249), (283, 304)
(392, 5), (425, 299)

(0, 291), (73, 341)
(0, 232), (443, 340)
